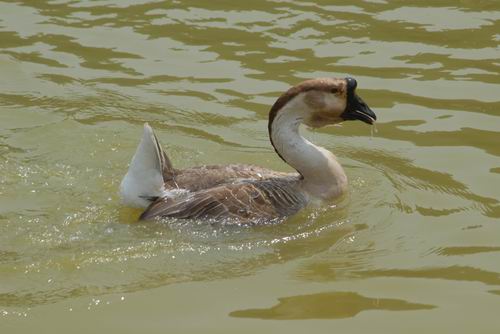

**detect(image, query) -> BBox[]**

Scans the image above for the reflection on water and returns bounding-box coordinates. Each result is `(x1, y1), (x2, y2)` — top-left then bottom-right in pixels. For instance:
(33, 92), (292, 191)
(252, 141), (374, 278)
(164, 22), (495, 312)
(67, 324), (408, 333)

(436, 246), (500, 256)
(0, 0), (499, 331)
(0, 205), (354, 307)
(229, 291), (435, 320)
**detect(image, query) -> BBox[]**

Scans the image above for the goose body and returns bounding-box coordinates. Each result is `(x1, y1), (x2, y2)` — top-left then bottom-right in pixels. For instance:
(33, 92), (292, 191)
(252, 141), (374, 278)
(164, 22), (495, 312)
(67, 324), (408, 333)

(120, 77), (376, 223)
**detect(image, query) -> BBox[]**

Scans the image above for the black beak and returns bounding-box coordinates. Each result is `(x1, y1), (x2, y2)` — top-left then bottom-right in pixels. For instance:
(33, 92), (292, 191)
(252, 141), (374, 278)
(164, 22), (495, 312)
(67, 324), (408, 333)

(341, 79), (376, 125)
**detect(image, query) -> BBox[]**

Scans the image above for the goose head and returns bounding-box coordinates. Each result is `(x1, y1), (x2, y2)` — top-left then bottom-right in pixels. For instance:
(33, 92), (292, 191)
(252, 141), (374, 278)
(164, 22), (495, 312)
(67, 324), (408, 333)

(269, 77), (376, 129)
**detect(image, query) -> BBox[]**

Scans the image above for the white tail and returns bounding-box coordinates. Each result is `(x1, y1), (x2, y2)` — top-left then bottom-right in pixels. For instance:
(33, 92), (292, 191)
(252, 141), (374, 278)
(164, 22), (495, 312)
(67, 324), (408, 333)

(120, 123), (167, 208)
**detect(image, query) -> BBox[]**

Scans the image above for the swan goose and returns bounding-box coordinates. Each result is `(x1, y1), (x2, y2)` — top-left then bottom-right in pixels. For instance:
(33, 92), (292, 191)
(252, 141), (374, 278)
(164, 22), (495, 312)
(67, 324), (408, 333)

(120, 77), (376, 223)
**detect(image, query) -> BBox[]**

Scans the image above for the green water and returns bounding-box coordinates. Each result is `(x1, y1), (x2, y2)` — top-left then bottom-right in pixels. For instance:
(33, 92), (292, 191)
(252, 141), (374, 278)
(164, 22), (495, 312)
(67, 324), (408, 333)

(1, 1), (499, 332)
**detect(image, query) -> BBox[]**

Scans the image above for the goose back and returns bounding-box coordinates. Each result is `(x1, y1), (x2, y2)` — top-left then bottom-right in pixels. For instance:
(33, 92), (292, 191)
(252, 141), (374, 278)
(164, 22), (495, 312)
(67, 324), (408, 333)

(164, 164), (293, 193)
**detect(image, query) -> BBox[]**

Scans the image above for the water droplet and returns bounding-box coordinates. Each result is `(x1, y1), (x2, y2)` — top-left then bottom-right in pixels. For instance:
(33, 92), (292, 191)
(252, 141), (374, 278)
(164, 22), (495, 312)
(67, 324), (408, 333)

(370, 122), (378, 140)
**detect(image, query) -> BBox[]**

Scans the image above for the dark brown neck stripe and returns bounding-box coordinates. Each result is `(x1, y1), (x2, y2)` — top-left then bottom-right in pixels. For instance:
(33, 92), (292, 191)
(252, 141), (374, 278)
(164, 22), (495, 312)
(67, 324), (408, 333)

(267, 78), (345, 168)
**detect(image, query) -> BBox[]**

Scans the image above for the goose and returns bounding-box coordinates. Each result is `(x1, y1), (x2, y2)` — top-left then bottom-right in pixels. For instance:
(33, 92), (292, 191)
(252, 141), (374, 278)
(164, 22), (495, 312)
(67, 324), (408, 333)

(120, 77), (376, 223)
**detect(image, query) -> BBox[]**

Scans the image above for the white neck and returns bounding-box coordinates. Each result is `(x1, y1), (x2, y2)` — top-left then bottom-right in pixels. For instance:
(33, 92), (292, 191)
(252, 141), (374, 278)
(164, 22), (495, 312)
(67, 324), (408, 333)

(270, 97), (348, 200)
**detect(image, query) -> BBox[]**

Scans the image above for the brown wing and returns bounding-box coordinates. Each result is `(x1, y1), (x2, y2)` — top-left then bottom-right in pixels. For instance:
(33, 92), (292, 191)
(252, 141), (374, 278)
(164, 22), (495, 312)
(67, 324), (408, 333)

(140, 177), (307, 223)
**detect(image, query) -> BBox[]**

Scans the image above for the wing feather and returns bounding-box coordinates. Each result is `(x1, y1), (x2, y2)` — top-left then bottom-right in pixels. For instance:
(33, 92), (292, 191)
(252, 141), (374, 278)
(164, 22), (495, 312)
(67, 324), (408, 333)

(140, 177), (307, 222)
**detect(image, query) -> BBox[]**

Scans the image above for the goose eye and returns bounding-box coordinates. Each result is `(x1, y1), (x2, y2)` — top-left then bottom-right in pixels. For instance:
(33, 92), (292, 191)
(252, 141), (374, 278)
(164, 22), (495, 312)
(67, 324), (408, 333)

(346, 77), (357, 91)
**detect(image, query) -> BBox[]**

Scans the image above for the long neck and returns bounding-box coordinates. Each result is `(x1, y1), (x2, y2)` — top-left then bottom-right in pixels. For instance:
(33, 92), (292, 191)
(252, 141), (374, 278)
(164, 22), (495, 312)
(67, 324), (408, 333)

(269, 100), (348, 200)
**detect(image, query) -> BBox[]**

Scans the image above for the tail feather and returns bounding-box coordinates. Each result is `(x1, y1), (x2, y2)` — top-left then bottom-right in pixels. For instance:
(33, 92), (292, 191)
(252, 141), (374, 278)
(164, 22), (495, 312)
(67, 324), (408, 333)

(120, 123), (173, 208)
(151, 129), (176, 182)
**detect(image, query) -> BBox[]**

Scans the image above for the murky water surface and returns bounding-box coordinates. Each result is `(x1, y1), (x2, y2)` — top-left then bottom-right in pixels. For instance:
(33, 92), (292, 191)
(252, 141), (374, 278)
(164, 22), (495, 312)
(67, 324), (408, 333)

(1, 1), (499, 332)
